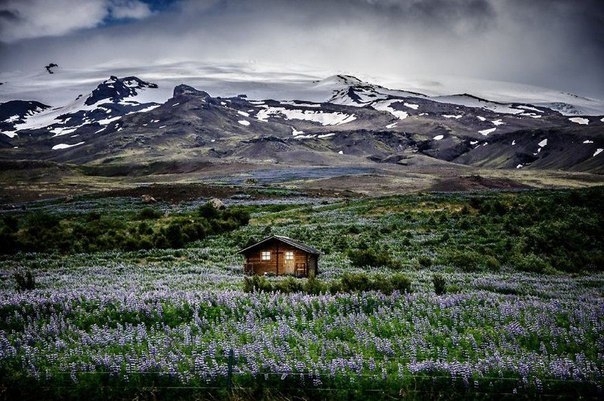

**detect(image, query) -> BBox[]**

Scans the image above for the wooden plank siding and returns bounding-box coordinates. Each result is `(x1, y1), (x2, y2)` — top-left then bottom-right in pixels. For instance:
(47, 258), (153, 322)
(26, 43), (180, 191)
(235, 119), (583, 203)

(239, 236), (319, 277)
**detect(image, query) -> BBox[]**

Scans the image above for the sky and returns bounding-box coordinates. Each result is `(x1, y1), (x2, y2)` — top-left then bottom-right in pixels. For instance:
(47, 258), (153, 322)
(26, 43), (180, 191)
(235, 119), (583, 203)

(1, 0), (603, 99)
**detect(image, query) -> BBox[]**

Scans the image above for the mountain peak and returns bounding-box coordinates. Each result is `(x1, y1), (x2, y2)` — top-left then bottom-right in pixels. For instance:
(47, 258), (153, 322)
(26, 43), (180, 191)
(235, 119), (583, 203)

(173, 84), (211, 99)
(315, 74), (365, 88)
(85, 76), (158, 106)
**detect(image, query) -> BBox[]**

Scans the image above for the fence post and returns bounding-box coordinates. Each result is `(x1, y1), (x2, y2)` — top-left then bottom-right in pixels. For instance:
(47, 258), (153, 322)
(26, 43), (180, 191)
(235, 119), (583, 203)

(227, 348), (234, 394)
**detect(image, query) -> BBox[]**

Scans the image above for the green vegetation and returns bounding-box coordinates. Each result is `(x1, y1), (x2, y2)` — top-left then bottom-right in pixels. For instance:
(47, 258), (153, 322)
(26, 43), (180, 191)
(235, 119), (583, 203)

(0, 186), (603, 400)
(13, 269), (35, 291)
(0, 201), (250, 254)
(243, 272), (411, 295)
(432, 273), (446, 295)
(245, 186), (603, 274)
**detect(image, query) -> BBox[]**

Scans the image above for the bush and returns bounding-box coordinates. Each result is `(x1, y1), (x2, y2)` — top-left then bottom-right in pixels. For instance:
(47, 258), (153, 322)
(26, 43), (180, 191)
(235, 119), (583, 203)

(198, 203), (219, 219)
(512, 253), (552, 274)
(432, 273), (446, 295)
(371, 274), (394, 294)
(275, 277), (304, 293)
(341, 272), (371, 292)
(243, 276), (271, 293)
(243, 273), (412, 296)
(391, 274), (412, 294)
(164, 224), (184, 249)
(304, 276), (327, 295)
(418, 256), (432, 268)
(139, 207), (162, 220)
(14, 270), (35, 291)
(348, 248), (400, 269)
(441, 250), (490, 272)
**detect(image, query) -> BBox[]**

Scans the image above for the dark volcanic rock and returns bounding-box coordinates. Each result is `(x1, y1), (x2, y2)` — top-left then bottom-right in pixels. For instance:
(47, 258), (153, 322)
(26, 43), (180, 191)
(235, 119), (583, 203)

(173, 85), (211, 99)
(85, 76), (158, 106)
(0, 100), (50, 131)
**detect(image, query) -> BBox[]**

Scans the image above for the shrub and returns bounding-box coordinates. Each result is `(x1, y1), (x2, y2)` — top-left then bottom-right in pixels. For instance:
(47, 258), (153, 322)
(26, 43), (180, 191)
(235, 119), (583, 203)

(242, 276), (255, 293)
(304, 276), (327, 295)
(442, 250), (485, 272)
(484, 255), (501, 271)
(341, 272), (371, 292)
(512, 253), (552, 274)
(275, 277), (304, 294)
(164, 224), (184, 248)
(348, 248), (399, 269)
(371, 274), (394, 294)
(391, 274), (412, 294)
(139, 207), (162, 220)
(198, 203), (219, 219)
(328, 280), (344, 294)
(224, 208), (251, 226)
(243, 276), (274, 293)
(14, 270), (35, 291)
(418, 256), (432, 268)
(432, 273), (446, 295)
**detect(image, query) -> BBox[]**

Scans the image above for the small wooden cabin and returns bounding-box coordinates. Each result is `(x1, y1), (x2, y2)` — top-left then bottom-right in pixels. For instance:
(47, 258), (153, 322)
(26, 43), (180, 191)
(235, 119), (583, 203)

(238, 235), (320, 277)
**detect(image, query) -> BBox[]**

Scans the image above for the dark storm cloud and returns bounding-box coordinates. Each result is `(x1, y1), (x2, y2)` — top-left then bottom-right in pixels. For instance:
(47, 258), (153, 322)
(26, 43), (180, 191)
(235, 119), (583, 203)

(0, 8), (19, 21)
(359, 0), (496, 31)
(0, 0), (603, 98)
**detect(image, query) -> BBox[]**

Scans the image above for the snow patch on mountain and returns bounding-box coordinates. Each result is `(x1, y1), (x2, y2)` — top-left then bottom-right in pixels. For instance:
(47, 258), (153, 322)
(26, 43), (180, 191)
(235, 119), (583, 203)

(98, 116), (122, 125)
(479, 128), (496, 136)
(569, 117), (589, 125)
(50, 127), (78, 137)
(255, 106), (356, 125)
(52, 141), (84, 150)
(372, 100), (408, 120)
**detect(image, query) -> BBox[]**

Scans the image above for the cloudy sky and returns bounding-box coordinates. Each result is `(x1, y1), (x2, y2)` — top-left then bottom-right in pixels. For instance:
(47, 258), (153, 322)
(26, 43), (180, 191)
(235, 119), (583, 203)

(1, 0), (603, 98)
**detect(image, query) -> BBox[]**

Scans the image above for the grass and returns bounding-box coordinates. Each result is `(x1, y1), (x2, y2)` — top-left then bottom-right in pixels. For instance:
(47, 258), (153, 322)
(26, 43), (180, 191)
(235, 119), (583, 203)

(0, 186), (602, 400)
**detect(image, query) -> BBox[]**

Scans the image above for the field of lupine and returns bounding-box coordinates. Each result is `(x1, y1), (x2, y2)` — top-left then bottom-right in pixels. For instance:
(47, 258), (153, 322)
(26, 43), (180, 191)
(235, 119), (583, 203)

(0, 187), (603, 400)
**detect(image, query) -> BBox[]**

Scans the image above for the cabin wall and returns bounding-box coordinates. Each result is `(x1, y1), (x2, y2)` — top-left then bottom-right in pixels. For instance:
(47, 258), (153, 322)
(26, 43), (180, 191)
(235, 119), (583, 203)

(243, 241), (316, 277)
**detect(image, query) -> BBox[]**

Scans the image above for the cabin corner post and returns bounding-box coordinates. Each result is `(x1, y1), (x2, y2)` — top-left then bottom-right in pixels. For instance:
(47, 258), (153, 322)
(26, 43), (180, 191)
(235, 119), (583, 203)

(276, 242), (280, 275)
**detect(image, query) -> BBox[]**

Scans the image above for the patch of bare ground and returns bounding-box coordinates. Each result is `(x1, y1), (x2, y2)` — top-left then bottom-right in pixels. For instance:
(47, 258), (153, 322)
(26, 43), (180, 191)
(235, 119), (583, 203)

(1, 157), (602, 204)
(101, 183), (352, 203)
(429, 175), (532, 192)
(298, 173), (438, 195)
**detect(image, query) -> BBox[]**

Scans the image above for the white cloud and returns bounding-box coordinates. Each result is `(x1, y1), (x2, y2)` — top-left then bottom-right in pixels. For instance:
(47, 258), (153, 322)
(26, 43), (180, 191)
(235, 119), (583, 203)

(109, 0), (153, 20)
(0, 0), (602, 99)
(0, 0), (152, 42)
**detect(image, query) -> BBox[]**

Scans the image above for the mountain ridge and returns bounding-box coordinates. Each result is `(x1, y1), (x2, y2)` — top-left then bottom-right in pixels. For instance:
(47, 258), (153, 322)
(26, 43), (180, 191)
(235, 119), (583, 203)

(0, 69), (602, 176)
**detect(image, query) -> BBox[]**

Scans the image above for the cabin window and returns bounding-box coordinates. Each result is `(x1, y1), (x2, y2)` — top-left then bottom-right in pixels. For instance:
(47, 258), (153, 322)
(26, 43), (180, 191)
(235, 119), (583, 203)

(285, 251), (294, 260)
(261, 251), (271, 261)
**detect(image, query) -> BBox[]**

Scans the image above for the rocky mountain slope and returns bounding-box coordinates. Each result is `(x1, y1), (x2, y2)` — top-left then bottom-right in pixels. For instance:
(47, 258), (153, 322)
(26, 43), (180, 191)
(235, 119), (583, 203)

(1, 69), (603, 174)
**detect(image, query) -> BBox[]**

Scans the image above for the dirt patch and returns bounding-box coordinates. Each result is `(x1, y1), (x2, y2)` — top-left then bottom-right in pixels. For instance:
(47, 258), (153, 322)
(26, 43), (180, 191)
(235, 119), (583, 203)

(100, 183), (354, 203)
(429, 175), (533, 192)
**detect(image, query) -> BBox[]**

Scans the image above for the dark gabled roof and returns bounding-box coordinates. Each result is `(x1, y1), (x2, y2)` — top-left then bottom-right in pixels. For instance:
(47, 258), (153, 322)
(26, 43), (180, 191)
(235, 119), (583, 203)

(237, 235), (320, 255)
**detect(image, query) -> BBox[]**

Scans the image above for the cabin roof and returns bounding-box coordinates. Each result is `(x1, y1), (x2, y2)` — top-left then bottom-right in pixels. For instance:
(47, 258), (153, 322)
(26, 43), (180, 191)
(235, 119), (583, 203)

(237, 235), (320, 255)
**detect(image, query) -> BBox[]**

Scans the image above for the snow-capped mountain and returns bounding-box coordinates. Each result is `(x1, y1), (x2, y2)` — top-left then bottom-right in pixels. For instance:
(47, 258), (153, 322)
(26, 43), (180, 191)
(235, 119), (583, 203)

(0, 62), (602, 173)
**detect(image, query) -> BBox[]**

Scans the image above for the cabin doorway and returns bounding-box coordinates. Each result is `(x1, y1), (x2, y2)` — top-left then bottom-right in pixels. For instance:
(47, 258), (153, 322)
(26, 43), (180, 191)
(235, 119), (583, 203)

(284, 251), (295, 275)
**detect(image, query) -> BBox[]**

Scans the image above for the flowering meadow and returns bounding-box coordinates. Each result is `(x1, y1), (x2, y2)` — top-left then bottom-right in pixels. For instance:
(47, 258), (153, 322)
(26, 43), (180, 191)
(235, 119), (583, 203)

(0, 188), (603, 400)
